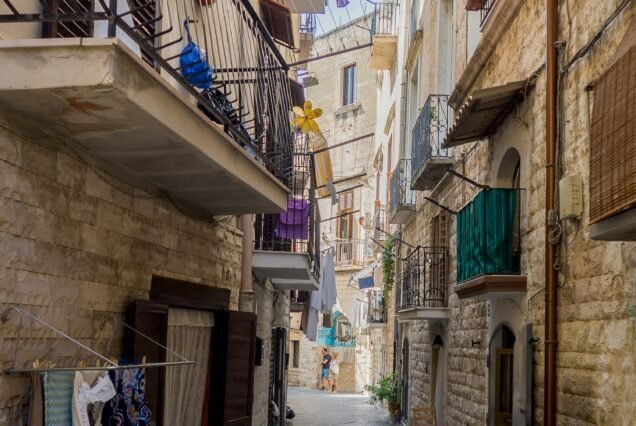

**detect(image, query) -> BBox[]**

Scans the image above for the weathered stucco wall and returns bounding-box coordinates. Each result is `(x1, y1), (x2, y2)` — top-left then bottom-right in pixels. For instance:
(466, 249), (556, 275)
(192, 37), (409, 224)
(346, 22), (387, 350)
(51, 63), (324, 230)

(0, 123), (243, 424)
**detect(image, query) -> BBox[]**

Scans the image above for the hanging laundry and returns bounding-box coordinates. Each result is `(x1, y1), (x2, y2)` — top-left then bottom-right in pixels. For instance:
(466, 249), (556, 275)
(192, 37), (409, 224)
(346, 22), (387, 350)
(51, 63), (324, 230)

(358, 276), (374, 289)
(101, 367), (151, 426)
(72, 371), (115, 426)
(276, 198), (310, 240)
(336, 0), (350, 7)
(43, 371), (74, 426)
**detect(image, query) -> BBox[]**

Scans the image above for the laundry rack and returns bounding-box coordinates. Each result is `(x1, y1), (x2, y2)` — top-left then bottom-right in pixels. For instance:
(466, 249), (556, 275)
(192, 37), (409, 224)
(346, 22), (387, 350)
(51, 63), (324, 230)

(0, 306), (193, 373)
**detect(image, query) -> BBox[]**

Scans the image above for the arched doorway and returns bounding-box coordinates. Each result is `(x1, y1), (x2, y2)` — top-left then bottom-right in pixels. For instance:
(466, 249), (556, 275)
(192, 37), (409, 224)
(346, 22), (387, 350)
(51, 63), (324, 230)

(402, 339), (410, 421)
(430, 335), (446, 423)
(489, 325), (516, 426)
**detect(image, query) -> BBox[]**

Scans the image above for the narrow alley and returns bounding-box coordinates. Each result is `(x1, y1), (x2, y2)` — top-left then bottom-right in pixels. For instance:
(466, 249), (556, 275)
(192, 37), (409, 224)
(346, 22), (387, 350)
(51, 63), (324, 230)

(287, 388), (388, 426)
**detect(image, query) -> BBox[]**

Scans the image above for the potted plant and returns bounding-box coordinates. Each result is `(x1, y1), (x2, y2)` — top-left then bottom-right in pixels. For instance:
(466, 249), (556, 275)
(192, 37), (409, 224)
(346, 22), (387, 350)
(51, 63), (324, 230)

(364, 373), (401, 423)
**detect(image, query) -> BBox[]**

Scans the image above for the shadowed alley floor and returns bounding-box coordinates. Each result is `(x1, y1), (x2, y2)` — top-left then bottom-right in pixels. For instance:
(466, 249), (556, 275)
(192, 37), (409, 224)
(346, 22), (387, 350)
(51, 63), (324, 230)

(287, 387), (390, 425)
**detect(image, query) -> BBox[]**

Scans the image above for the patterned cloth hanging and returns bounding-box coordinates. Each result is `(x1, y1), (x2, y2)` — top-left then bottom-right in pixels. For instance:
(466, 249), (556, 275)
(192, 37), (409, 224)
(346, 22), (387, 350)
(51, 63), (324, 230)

(101, 367), (151, 426)
(43, 371), (74, 426)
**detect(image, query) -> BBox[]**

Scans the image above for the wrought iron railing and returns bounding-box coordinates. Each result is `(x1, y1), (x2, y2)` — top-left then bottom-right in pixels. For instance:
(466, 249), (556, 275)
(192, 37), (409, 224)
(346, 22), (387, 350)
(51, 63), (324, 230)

(0, 0), (297, 184)
(456, 188), (521, 283)
(480, 0), (496, 26)
(331, 238), (368, 267)
(300, 13), (316, 35)
(372, 204), (387, 244)
(366, 288), (387, 324)
(254, 134), (320, 277)
(411, 94), (451, 180)
(399, 246), (447, 311)
(389, 159), (415, 220)
(371, 1), (397, 37)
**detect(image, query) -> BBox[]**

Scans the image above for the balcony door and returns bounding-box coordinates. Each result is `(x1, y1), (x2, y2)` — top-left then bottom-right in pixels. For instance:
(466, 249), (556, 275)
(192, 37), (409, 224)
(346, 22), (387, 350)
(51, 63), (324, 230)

(336, 191), (354, 264)
(489, 325), (515, 426)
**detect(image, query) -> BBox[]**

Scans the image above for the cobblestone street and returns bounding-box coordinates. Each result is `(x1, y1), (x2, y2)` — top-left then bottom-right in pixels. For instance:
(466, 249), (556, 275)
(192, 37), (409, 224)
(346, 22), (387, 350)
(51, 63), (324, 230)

(287, 387), (389, 426)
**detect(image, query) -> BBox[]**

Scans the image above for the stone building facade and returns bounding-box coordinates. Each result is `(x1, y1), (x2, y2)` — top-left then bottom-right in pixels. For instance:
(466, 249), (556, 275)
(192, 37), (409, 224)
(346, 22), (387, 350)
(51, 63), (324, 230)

(0, 1), (310, 425)
(373, 0), (636, 425)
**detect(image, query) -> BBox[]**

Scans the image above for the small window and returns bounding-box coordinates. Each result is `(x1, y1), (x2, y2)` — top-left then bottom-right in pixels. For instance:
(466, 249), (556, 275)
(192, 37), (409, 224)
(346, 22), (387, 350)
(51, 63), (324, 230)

(292, 340), (300, 368)
(342, 64), (357, 106)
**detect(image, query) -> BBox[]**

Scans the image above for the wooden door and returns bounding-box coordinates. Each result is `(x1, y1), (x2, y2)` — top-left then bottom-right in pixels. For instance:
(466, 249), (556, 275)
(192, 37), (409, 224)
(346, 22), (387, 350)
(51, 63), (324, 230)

(126, 300), (169, 426)
(495, 348), (514, 426)
(210, 311), (257, 426)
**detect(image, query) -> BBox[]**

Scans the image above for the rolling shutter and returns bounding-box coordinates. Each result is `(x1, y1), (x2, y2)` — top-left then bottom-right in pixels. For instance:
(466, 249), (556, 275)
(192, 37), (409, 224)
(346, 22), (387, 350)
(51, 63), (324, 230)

(589, 20), (636, 223)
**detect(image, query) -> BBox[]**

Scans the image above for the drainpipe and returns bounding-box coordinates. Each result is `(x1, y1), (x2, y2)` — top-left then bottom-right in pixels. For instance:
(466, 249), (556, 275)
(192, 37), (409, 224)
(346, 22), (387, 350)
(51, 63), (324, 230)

(239, 214), (255, 313)
(544, 1), (558, 425)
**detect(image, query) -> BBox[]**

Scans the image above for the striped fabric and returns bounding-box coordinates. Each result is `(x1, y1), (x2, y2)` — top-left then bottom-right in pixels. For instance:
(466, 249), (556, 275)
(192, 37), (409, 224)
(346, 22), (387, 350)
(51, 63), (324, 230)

(309, 132), (334, 198)
(43, 371), (74, 426)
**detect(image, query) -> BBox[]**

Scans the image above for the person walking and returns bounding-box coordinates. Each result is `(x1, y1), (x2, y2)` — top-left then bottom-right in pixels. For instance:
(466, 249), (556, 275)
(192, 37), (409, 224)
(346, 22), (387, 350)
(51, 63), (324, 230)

(328, 352), (340, 393)
(320, 347), (332, 390)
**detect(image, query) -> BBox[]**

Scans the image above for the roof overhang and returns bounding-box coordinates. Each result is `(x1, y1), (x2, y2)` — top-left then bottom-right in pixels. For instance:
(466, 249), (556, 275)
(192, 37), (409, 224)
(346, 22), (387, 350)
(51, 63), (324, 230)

(252, 250), (319, 291)
(0, 39), (289, 215)
(443, 80), (532, 148)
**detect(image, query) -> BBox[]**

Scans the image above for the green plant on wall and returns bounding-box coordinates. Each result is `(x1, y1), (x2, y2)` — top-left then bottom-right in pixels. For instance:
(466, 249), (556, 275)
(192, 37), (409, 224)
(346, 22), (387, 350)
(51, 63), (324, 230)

(364, 372), (400, 406)
(381, 236), (395, 302)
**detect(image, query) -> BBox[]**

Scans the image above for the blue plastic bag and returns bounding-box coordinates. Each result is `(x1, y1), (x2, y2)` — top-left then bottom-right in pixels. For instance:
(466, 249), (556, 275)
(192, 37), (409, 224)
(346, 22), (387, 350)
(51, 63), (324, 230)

(180, 20), (214, 89)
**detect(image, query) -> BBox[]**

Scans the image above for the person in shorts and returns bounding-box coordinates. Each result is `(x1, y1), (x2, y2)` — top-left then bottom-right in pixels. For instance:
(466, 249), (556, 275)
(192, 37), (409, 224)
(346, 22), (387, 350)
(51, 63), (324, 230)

(320, 347), (332, 390)
(328, 352), (340, 392)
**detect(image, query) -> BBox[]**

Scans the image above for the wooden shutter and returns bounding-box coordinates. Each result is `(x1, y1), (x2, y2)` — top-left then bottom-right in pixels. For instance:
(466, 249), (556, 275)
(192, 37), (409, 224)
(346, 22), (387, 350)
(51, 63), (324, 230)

(260, 0), (295, 48)
(290, 78), (305, 108)
(589, 29), (636, 223)
(210, 311), (257, 426)
(42, 0), (94, 38)
(126, 300), (169, 426)
(465, 0), (487, 11)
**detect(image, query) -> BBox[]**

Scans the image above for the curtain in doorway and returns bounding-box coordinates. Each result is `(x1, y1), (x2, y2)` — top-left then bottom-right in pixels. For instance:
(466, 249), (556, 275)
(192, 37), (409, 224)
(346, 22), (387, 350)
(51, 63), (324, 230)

(163, 308), (215, 426)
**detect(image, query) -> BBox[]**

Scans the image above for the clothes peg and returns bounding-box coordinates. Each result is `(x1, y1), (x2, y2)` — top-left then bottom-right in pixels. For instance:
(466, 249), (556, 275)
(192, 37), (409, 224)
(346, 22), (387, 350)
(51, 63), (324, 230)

(141, 355), (147, 365)
(77, 360), (87, 368)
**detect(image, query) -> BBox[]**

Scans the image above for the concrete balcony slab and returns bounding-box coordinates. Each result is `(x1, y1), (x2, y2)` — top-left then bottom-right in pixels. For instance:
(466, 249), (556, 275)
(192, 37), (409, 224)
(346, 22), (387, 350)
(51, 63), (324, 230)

(253, 250), (318, 291)
(0, 39), (289, 215)
(369, 35), (397, 70)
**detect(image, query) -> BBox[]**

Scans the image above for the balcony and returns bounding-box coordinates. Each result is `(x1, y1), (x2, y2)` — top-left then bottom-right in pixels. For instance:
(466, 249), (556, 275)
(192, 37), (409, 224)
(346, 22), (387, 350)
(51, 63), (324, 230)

(397, 246), (449, 321)
(252, 135), (320, 291)
(411, 95), (453, 190)
(372, 205), (388, 252)
(466, 0), (497, 26)
(0, 0), (296, 215)
(455, 188), (526, 300)
(332, 239), (369, 269)
(366, 288), (387, 328)
(389, 159), (416, 224)
(369, 2), (398, 70)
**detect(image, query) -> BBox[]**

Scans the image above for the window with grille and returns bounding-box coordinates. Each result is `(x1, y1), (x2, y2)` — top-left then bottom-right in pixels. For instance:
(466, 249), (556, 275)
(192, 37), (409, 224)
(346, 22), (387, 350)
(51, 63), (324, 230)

(342, 64), (357, 106)
(292, 340), (300, 368)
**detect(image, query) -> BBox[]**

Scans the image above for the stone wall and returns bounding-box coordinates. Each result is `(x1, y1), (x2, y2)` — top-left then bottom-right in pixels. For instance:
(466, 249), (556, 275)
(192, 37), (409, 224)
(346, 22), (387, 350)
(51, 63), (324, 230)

(252, 279), (290, 426)
(288, 329), (319, 388)
(395, 1), (636, 425)
(0, 123), (243, 424)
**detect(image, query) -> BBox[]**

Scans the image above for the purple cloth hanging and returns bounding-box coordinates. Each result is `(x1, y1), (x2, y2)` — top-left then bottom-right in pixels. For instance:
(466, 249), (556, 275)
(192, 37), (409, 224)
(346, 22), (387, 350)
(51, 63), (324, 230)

(336, 0), (350, 7)
(276, 199), (309, 240)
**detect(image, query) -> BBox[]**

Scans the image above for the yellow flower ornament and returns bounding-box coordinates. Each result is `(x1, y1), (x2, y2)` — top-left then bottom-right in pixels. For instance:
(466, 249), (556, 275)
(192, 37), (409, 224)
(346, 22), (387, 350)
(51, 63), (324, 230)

(293, 101), (323, 134)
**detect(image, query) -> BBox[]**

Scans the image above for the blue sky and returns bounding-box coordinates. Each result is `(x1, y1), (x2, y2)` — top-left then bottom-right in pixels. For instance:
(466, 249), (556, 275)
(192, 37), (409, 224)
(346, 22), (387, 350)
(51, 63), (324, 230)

(315, 0), (373, 36)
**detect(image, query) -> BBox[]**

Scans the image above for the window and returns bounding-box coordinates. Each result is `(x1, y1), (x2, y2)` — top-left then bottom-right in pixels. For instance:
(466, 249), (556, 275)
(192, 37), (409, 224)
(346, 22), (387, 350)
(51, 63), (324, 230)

(292, 340), (300, 368)
(337, 191), (354, 239)
(342, 64), (357, 106)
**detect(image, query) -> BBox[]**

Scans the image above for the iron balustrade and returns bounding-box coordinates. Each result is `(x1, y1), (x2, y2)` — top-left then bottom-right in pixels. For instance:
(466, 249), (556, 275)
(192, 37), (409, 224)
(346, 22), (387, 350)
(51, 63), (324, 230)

(372, 204), (387, 244)
(0, 0), (297, 185)
(331, 238), (368, 267)
(254, 134), (320, 278)
(366, 288), (387, 324)
(411, 94), (451, 181)
(399, 246), (447, 311)
(480, 0), (496, 26)
(300, 13), (316, 35)
(371, 1), (397, 37)
(389, 159), (415, 219)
